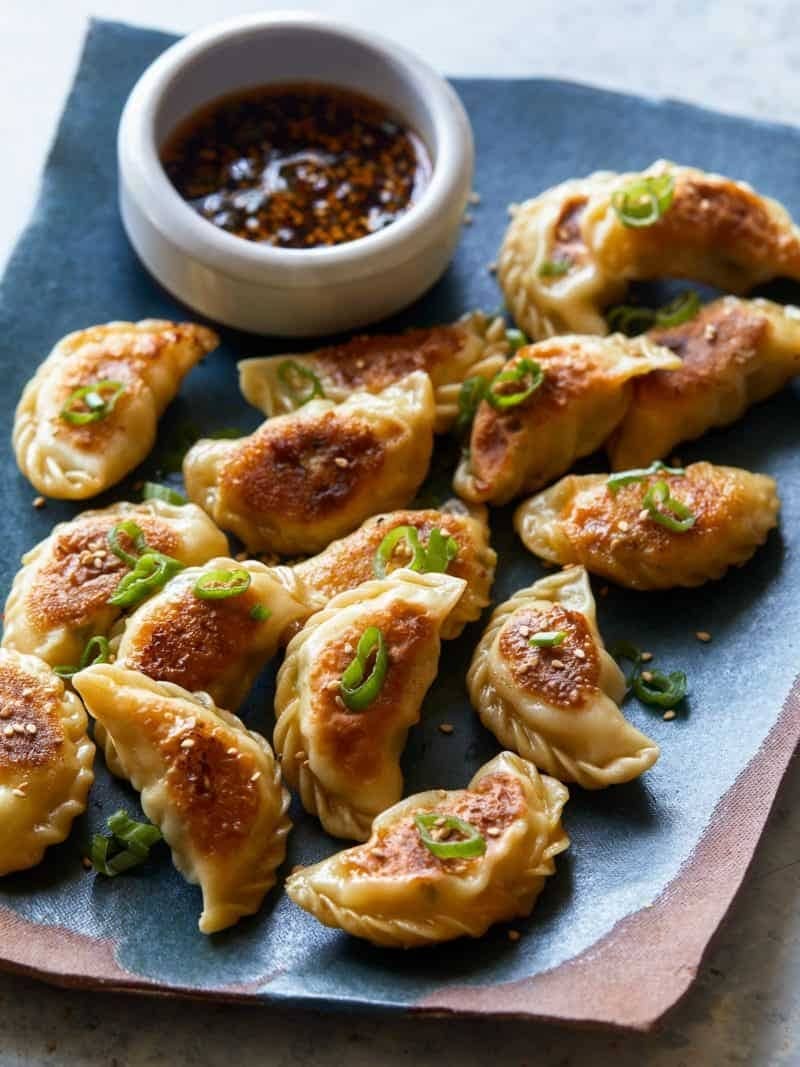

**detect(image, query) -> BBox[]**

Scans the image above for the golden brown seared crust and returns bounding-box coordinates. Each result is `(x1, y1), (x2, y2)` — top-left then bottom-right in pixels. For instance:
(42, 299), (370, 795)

(0, 660), (64, 769)
(344, 773), (526, 879)
(308, 603), (434, 785)
(221, 410), (386, 524)
(646, 301), (768, 386)
(310, 326), (464, 392)
(498, 606), (599, 708)
(25, 516), (179, 631)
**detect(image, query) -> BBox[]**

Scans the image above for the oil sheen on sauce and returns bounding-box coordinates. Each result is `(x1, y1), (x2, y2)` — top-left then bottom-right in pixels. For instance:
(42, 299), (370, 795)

(160, 83), (431, 250)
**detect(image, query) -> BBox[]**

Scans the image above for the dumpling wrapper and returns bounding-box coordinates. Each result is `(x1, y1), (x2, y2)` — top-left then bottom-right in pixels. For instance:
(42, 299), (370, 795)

(453, 334), (680, 504)
(184, 372), (436, 555)
(0, 649), (94, 875)
(238, 310), (509, 434)
(274, 569), (466, 840)
(515, 462), (780, 590)
(2, 500), (229, 669)
(13, 320), (218, 499)
(468, 566), (658, 788)
(290, 499), (496, 639)
(608, 296), (800, 469)
(286, 751), (569, 947)
(499, 160), (800, 340)
(73, 664), (290, 935)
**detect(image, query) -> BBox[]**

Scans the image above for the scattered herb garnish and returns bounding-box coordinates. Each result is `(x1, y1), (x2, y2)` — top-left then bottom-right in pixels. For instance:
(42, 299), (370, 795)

(642, 480), (696, 532)
(340, 626), (389, 712)
(538, 258), (571, 278)
(90, 810), (163, 877)
(249, 603), (271, 622)
(54, 635), (111, 680)
(414, 812), (487, 859)
(142, 482), (187, 506)
(373, 525), (459, 578)
(193, 567), (252, 600)
(606, 290), (700, 335)
(607, 460), (686, 494)
(107, 520), (149, 568)
(455, 376), (488, 438)
(610, 641), (688, 710)
(485, 357), (545, 410)
(529, 630), (567, 648)
(505, 328), (529, 353)
(108, 552), (185, 608)
(612, 172), (675, 228)
(60, 380), (126, 425)
(277, 359), (325, 407)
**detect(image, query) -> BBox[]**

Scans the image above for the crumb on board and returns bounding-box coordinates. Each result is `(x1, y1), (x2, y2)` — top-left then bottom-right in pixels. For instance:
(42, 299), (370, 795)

(695, 631), (712, 643)
(438, 723), (454, 735)
(663, 710), (677, 721)
(32, 496), (46, 509)
(507, 929), (521, 942)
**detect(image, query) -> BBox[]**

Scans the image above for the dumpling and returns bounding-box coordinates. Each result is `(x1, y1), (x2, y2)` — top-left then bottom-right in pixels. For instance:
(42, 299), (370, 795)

(0, 648), (94, 875)
(109, 557), (310, 710)
(13, 320), (218, 499)
(468, 567), (658, 788)
(608, 297), (800, 469)
(499, 161), (800, 339)
(274, 569), (466, 841)
(238, 310), (510, 434)
(184, 372), (436, 555)
(286, 751), (569, 947)
(453, 334), (679, 505)
(73, 664), (290, 934)
(2, 500), (229, 669)
(514, 462), (780, 589)
(290, 500), (496, 639)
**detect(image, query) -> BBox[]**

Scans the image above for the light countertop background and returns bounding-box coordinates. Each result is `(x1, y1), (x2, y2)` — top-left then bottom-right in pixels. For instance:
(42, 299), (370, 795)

(1, 2), (799, 1063)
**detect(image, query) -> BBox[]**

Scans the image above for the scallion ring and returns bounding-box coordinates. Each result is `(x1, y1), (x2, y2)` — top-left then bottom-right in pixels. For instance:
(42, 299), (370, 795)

(642, 480), (696, 532)
(609, 640), (644, 689)
(108, 552), (185, 608)
(90, 810), (163, 877)
(538, 258), (571, 278)
(53, 635), (111, 680)
(607, 290), (700, 336)
(107, 520), (148, 567)
(422, 527), (459, 573)
(60, 380), (126, 425)
(277, 359), (325, 406)
(455, 376), (488, 437)
(505, 328), (529, 353)
(340, 626), (389, 712)
(654, 290), (701, 328)
(632, 668), (687, 709)
(486, 358), (544, 410)
(611, 173), (675, 228)
(373, 525), (458, 578)
(193, 568), (252, 600)
(529, 630), (567, 648)
(414, 812), (487, 859)
(142, 482), (186, 506)
(607, 460), (685, 494)
(249, 603), (271, 622)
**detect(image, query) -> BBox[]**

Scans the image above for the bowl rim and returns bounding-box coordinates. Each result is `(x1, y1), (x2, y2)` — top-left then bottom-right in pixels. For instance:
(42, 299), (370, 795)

(117, 10), (474, 283)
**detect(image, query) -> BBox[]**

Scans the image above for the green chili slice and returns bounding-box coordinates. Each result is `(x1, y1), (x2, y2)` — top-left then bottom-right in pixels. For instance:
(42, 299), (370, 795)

(54, 635), (111, 680)
(277, 359), (325, 406)
(632, 668), (688, 709)
(107, 520), (148, 567)
(505, 328), (529, 353)
(538, 258), (571, 278)
(193, 568), (251, 600)
(654, 290), (701, 328)
(142, 482), (186, 506)
(340, 626), (389, 712)
(611, 172), (675, 228)
(249, 603), (271, 622)
(455, 376), (488, 437)
(609, 640), (644, 689)
(414, 812), (487, 859)
(423, 528), (459, 573)
(90, 810), (163, 877)
(108, 552), (185, 608)
(607, 460), (685, 494)
(529, 630), (567, 648)
(486, 358), (544, 410)
(373, 525), (458, 578)
(60, 380), (126, 425)
(642, 480), (696, 532)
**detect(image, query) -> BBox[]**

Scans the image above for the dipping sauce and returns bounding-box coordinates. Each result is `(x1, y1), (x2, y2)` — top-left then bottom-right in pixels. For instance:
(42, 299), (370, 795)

(160, 83), (431, 249)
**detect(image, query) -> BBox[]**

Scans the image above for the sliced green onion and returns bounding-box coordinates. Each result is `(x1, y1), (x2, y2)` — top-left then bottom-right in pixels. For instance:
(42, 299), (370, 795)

(193, 568), (251, 600)
(632, 668), (688, 709)
(607, 460), (685, 494)
(538, 258), (571, 278)
(340, 626), (389, 712)
(414, 812), (486, 859)
(54, 635), (111, 680)
(486, 358), (545, 410)
(142, 482), (186, 506)
(277, 359), (325, 407)
(208, 427), (243, 439)
(108, 552), (185, 608)
(373, 525), (458, 578)
(642, 480), (696, 533)
(249, 603), (271, 622)
(90, 810), (162, 877)
(529, 630), (567, 648)
(653, 290), (701, 328)
(107, 520), (148, 567)
(612, 172), (675, 228)
(455, 376), (488, 438)
(609, 640), (644, 688)
(505, 328), (529, 353)
(60, 380), (126, 425)
(607, 290), (700, 336)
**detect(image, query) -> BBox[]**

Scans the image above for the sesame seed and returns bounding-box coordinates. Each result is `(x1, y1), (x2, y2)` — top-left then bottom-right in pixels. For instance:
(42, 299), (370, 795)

(438, 723), (454, 735)
(3, 724), (14, 737)
(463, 213), (474, 225)
(25, 723), (37, 735)
(638, 509), (650, 522)
(344, 642), (354, 655)
(334, 456), (349, 468)
(487, 262), (498, 274)
(250, 771), (261, 782)
(32, 496), (46, 509)
(695, 631), (712, 643)
(551, 659), (564, 669)
(618, 520), (630, 532)
(704, 323), (718, 341)
(574, 649), (586, 660)
(180, 738), (195, 749)
(507, 929), (521, 942)
(663, 710), (677, 721)
(641, 670), (654, 683)
(569, 689), (579, 702)
(641, 651), (653, 662)
(468, 191), (481, 204)
(434, 816), (447, 827)
(335, 695), (345, 708)
(235, 551), (247, 561)
(0, 708), (11, 720)
(12, 787), (26, 797)
(486, 827), (501, 838)
(355, 359), (366, 369)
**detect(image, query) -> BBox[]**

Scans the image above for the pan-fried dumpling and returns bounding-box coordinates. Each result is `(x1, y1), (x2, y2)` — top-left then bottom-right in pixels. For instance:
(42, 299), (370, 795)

(608, 297), (800, 469)
(291, 500), (496, 639)
(73, 664), (290, 934)
(0, 649), (94, 875)
(274, 569), (466, 841)
(109, 557), (309, 710)
(239, 311), (509, 434)
(2, 500), (229, 669)
(13, 321), (218, 499)
(515, 462), (780, 589)
(453, 334), (679, 505)
(500, 161), (800, 339)
(468, 567), (658, 787)
(184, 372), (436, 555)
(286, 751), (569, 947)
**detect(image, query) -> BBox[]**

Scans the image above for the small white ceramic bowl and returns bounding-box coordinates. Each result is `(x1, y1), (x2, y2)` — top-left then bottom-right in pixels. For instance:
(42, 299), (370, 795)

(118, 11), (474, 337)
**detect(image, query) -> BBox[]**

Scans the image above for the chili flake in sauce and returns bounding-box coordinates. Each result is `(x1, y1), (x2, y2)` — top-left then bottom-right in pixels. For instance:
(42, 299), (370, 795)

(160, 83), (431, 249)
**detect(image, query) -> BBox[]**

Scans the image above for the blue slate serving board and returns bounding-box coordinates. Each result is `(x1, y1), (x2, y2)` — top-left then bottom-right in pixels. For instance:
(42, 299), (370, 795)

(0, 19), (798, 1031)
